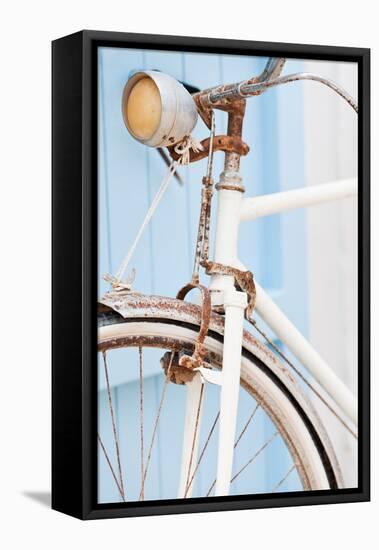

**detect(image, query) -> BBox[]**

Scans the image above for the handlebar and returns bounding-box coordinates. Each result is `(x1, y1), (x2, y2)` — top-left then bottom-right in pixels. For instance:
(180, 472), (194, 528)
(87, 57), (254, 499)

(194, 57), (358, 114)
(258, 57), (287, 82)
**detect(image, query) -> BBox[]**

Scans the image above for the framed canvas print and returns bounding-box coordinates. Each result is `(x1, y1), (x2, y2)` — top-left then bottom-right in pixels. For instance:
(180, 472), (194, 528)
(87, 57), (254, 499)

(52, 30), (370, 520)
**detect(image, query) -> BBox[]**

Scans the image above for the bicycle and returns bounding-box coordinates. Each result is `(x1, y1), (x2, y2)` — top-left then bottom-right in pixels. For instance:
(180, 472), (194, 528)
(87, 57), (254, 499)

(97, 57), (358, 502)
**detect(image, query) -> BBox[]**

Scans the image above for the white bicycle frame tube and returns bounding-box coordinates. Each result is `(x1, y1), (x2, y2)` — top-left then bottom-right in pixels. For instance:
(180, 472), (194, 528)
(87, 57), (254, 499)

(254, 282), (358, 423)
(240, 178), (357, 221)
(215, 288), (247, 496)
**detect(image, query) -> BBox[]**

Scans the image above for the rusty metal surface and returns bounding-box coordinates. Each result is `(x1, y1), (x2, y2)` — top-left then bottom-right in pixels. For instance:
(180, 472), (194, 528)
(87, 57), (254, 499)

(169, 90), (248, 168)
(167, 135), (249, 164)
(225, 99), (246, 137)
(176, 283), (212, 371)
(98, 332), (188, 353)
(191, 174), (214, 283)
(193, 87), (246, 130)
(98, 293), (321, 429)
(201, 177), (213, 266)
(192, 57), (357, 115)
(160, 351), (197, 385)
(99, 291), (262, 363)
(215, 182), (245, 193)
(191, 57), (285, 109)
(99, 291), (205, 325)
(203, 261), (256, 318)
(98, 293), (278, 387)
(194, 69), (358, 115)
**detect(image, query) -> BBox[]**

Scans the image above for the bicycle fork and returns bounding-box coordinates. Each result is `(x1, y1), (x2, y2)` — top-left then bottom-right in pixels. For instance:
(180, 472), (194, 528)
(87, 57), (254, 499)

(215, 288), (247, 495)
(178, 153), (247, 497)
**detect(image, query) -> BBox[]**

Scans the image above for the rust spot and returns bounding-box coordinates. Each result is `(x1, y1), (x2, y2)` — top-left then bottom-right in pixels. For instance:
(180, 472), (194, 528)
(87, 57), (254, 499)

(203, 261), (256, 318)
(167, 134), (249, 164)
(160, 351), (197, 385)
(175, 283), (212, 371)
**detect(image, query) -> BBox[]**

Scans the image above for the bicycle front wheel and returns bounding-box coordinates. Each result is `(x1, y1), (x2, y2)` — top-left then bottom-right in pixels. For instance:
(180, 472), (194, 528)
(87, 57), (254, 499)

(97, 293), (342, 502)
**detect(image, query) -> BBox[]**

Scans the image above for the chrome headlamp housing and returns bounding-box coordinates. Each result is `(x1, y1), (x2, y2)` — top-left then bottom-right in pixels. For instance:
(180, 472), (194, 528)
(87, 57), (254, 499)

(122, 70), (198, 148)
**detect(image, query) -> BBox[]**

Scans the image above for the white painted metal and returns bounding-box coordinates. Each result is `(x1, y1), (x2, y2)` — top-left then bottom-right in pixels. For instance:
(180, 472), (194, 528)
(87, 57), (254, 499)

(122, 70), (198, 147)
(195, 366), (223, 386)
(206, 166), (250, 495)
(177, 373), (205, 498)
(254, 281), (358, 425)
(215, 289), (247, 496)
(240, 178), (357, 221)
(209, 186), (243, 298)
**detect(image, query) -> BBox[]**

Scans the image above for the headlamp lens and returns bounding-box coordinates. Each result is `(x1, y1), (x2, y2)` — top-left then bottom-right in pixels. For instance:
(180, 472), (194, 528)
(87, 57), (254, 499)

(124, 77), (162, 139)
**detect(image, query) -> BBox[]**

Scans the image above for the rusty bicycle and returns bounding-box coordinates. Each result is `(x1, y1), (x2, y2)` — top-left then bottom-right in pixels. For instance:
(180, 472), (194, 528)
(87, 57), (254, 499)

(97, 57), (358, 502)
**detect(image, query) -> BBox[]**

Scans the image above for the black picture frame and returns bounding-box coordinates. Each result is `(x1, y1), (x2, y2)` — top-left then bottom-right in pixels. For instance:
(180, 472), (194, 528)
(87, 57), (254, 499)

(52, 30), (370, 520)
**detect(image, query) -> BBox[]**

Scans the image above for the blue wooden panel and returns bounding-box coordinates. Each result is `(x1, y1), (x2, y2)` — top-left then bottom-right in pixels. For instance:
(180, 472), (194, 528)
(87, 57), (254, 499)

(98, 48), (307, 502)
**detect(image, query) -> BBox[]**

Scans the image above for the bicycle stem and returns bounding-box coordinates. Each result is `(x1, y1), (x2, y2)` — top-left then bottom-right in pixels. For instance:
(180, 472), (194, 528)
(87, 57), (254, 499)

(210, 107), (246, 295)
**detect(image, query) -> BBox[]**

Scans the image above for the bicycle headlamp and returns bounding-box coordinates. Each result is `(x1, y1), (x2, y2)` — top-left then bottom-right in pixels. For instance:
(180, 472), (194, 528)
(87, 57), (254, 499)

(122, 70), (198, 148)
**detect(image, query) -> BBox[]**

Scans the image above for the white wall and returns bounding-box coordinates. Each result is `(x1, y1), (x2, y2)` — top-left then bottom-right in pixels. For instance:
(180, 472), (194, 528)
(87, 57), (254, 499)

(303, 59), (358, 485)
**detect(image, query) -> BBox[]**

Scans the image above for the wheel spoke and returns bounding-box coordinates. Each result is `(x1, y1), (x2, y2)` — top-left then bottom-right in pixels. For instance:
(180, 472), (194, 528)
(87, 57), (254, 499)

(102, 351), (125, 500)
(184, 383), (205, 495)
(138, 347), (145, 500)
(231, 431), (279, 484)
(206, 404), (260, 496)
(184, 411), (220, 497)
(139, 352), (174, 500)
(97, 433), (125, 501)
(234, 403), (260, 447)
(272, 463), (297, 493)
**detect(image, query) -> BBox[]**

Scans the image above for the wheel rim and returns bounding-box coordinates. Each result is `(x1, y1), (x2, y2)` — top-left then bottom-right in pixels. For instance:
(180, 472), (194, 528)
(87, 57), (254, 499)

(97, 316), (338, 502)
